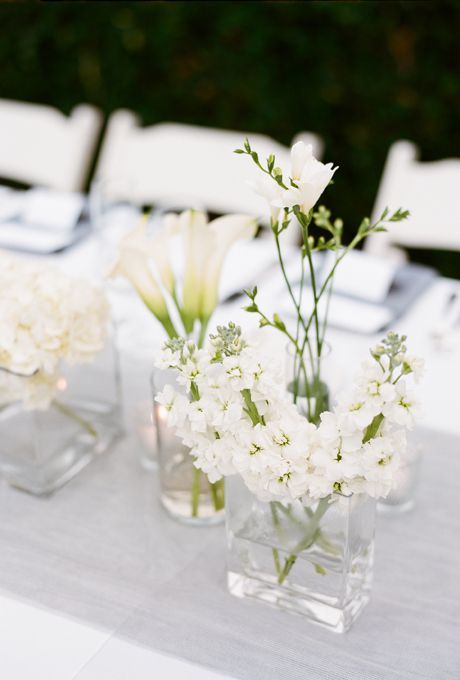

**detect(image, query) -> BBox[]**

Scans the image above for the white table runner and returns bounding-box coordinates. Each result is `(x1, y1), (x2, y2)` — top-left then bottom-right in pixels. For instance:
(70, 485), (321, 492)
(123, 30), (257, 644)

(1, 426), (459, 679)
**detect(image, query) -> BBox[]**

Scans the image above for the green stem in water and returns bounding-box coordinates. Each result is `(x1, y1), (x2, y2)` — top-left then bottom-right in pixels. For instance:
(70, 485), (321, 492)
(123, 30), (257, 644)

(270, 502), (282, 577)
(276, 497), (331, 584)
(191, 466), (201, 517)
(209, 478), (225, 512)
(53, 401), (98, 438)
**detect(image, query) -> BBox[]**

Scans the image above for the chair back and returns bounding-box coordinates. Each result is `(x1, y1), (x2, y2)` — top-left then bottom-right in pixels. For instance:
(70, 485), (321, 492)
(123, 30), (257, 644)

(366, 140), (460, 258)
(0, 99), (102, 192)
(95, 112), (323, 222)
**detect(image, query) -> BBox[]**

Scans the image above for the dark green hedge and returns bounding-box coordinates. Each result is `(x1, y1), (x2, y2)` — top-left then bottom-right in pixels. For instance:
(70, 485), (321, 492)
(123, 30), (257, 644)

(1, 1), (459, 276)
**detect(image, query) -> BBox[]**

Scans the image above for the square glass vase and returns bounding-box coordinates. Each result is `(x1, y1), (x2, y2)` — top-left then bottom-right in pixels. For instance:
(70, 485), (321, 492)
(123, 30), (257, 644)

(0, 339), (122, 495)
(226, 476), (376, 633)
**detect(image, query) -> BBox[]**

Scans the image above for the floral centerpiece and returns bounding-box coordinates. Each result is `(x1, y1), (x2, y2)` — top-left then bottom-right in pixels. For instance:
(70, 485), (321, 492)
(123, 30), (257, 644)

(110, 209), (257, 523)
(153, 140), (423, 631)
(0, 252), (120, 494)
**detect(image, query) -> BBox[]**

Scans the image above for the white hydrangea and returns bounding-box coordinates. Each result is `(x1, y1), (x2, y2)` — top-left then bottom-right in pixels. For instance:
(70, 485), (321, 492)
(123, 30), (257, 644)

(0, 252), (109, 409)
(154, 326), (422, 503)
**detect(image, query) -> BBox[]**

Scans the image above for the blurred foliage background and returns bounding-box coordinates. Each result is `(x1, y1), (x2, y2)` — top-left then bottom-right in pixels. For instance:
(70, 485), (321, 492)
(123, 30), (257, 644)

(0, 0), (459, 275)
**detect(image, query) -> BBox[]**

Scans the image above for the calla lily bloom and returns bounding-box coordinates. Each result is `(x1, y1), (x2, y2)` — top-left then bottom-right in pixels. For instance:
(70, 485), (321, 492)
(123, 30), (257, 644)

(199, 213), (258, 321)
(110, 210), (257, 345)
(108, 220), (177, 338)
(180, 210), (257, 335)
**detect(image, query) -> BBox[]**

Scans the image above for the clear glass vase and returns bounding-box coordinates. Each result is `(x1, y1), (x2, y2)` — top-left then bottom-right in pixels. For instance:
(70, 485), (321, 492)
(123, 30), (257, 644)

(0, 336), (122, 495)
(152, 369), (225, 526)
(378, 443), (422, 514)
(226, 475), (376, 633)
(285, 342), (343, 425)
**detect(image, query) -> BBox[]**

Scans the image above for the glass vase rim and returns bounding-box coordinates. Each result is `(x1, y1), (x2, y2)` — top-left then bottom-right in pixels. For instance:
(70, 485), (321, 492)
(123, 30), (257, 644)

(285, 340), (332, 359)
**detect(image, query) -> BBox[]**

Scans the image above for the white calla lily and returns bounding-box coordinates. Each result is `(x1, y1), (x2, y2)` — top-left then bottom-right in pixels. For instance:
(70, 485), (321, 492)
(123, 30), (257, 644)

(111, 209), (257, 344)
(200, 213), (258, 320)
(181, 210), (257, 334)
(181, 210), (209, 330)
(108, 221), (177, 337)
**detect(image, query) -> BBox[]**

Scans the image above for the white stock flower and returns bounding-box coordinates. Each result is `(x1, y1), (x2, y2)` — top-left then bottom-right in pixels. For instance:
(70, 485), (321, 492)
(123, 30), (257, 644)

(200, 390), (243, 430)
(155, 384), (188, 428)
(154, 327), (421, 503)
(354, 361), (396, 407)
(192, 433), (238, 482)
(382, 382), (419, 428)
(403, 355), (425, 382)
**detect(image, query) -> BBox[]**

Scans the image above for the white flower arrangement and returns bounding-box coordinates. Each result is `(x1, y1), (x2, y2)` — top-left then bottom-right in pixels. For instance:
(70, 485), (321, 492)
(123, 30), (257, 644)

(155, 324), (422, 503)
(0, 252), (109, 409)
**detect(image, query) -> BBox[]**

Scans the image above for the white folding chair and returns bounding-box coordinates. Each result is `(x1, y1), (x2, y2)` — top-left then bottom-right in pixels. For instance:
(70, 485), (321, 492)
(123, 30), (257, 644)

(95, 112), (323, 222)
(0, 99), (102, 192)
(365, 140), (460, 260)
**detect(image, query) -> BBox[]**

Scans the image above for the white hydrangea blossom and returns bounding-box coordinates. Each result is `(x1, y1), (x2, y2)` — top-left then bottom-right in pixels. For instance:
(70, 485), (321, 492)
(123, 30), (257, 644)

(154, 325), (421, 503)
(0, 252), (109, 409)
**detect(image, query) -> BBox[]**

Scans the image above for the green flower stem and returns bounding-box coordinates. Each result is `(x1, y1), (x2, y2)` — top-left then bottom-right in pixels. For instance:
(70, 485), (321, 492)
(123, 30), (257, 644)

(53, 400), (98, 438)
(276, 497), (331, 585)
(171, 289), (191, 335)
(270, 502), (282, 577)
(209, 478), (225, 512)
(273, 228), (308, 337)
(197, 317), (210, 349)
(191, 466), (202, 517)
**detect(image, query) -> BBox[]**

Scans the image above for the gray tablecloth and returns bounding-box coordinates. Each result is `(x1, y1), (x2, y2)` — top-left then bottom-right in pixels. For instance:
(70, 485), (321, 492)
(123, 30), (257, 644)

(1, 427), (459, 680)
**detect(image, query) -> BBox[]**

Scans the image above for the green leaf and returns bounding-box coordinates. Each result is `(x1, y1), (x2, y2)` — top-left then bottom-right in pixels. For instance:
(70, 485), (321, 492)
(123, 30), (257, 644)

(389, 208), (410, 222)
(243, 304), (258, 313)
(362, 413), (384, 443)
(234, 148), (245, 154)
(273, 313), (286, 331)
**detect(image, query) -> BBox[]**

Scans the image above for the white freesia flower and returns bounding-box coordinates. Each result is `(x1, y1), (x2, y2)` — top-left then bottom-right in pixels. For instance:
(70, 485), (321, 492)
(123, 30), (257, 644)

(249, 142), (337, 219)
(273, 142), (338, 215)
(249, 175), (284, 221)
